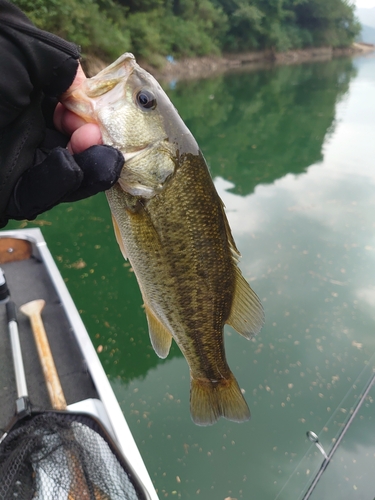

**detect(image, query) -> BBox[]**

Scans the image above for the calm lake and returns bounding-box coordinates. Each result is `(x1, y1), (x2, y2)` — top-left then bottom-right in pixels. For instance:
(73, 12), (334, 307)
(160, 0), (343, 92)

(7, 53), (375, 499)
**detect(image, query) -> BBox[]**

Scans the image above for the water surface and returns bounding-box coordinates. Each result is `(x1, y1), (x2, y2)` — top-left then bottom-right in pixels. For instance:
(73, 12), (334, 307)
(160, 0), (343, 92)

(7, 54), (375, 499)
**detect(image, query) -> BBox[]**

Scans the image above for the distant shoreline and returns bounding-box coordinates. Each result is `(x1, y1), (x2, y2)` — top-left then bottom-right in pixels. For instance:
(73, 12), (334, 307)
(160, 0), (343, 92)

(83, 43), (375, 82)
(147, 44), (375, 82)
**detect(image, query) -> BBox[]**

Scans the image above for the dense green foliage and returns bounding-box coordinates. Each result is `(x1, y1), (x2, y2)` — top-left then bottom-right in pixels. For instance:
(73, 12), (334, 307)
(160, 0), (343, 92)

(12, 0), (360, 62)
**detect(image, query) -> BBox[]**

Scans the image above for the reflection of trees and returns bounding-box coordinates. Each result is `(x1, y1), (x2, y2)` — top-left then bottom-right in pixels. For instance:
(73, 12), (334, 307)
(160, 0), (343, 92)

(92, 59), (357, 383)
(52, 59), (357, 384)
(167, 58), (357, 196)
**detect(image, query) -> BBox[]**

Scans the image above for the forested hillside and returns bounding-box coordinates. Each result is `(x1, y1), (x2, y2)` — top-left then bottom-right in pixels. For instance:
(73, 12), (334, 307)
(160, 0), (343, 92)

(12, 0), (360, 64)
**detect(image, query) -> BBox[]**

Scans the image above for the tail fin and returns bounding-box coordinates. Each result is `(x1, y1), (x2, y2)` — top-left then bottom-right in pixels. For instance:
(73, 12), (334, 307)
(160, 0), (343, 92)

(190, 373), (250, 426)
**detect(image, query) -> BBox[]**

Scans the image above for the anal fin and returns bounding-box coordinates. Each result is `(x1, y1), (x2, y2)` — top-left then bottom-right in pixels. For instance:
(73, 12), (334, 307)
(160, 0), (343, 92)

(144, 303), (173, 359)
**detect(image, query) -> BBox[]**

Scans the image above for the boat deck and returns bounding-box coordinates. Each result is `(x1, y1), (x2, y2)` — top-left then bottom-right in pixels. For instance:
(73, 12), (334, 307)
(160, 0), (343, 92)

(0, 247), (98, 431)
(0, 229), (160, 500)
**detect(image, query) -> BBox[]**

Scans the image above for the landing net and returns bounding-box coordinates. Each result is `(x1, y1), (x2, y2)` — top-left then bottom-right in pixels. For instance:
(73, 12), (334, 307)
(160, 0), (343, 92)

(0, 412), (148, 500)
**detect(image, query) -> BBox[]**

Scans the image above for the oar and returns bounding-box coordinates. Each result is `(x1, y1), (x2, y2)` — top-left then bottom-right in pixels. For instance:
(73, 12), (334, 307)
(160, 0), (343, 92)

(19, 300), (66, 410)
(20, 299), (108, 500)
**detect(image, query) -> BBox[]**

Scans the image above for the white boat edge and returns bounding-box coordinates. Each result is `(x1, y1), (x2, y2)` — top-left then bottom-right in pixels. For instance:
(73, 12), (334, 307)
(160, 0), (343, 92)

(0, 227), (159, 500)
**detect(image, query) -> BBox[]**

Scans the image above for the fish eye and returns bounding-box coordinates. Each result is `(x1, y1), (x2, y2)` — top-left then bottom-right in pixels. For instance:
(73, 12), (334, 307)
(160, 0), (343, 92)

(136, 90), (156, 110)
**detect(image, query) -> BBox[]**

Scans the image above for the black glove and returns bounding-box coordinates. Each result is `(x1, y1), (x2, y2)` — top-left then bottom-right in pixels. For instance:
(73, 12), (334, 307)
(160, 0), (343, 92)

(0, 0), (124, 227)
(5, 145), (124, 221)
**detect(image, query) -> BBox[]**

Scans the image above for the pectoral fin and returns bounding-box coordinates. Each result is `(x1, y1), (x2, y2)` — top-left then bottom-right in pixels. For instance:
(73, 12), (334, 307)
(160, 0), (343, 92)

(227, 266), (264, 339)
(118, 150), (174, 199)
(144, 303), (173, 359)
(111, 214), (128, 260)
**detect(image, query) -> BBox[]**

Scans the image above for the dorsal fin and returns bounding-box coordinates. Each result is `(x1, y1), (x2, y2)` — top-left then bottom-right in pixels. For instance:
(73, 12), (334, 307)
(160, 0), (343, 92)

(227, 266), (264, 339)
(219, 198), (241, 263)
(219, 199), (264, 338)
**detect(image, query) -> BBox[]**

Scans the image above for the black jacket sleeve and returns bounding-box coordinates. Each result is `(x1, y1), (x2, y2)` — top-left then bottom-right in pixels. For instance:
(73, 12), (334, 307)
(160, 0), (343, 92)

(0, 1), (124, 227)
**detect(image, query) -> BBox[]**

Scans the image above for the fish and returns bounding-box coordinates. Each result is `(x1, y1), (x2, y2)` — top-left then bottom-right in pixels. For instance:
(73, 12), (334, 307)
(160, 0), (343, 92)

(62, 53), (264, 426)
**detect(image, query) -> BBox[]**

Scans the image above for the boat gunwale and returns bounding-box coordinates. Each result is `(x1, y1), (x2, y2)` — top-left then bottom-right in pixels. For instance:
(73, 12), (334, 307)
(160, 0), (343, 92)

(0, 228), (158, 500)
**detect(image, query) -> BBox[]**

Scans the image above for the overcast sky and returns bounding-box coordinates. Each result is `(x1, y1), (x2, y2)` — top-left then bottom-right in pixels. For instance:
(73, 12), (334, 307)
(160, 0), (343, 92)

(354, 0), (375, 8)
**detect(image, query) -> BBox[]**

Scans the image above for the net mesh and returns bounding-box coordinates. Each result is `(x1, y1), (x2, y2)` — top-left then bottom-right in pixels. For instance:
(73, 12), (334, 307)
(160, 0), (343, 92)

(0, 412), (147, 500)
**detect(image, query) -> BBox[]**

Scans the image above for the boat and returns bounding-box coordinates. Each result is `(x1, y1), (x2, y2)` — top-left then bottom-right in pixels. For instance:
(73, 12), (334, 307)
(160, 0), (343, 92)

(0, 227), (160, 500)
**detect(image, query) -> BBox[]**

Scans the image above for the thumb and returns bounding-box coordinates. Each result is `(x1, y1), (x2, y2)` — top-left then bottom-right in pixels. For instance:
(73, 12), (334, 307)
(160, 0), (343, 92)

(63, 145), (124, 202)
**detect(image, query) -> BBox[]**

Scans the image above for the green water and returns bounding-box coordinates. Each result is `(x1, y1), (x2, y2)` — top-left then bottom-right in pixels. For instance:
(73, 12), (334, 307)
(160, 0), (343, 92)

(7, 54), (375, 499)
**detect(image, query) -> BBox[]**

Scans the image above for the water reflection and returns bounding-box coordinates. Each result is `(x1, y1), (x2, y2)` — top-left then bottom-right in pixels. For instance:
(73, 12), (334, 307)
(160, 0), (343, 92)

(114, 55), (375, 499)
(6, 55), (375, 499)
(167, 58), (357, 194)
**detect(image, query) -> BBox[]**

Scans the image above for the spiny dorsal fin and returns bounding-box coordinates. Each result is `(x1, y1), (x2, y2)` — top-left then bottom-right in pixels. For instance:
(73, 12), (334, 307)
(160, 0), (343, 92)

(144, 303), (173, 359)
(219, 198), (241, 263)
(227, 265), (264, 339)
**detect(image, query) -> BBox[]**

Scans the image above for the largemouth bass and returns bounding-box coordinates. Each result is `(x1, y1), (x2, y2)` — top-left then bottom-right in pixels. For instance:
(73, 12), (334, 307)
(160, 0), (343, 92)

(62, 53), (264, 425)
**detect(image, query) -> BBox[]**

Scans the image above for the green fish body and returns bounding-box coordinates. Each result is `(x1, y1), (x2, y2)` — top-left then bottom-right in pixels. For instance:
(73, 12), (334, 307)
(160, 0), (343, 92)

(62, 53), (264, 425)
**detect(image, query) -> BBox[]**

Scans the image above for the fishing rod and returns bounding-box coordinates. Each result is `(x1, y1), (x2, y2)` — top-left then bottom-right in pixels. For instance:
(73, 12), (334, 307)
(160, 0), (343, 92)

(302, 366), (375, 499)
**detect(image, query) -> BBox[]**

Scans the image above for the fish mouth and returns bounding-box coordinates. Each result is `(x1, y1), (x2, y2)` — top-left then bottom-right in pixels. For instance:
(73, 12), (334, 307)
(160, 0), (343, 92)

(61, 53), (137, 121)
(92, 53), (136, 80)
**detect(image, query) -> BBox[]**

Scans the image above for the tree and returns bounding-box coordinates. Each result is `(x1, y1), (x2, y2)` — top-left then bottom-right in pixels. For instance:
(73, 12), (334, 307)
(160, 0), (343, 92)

(294, 0), (361, 47)
(11, 0), (361, 63)
(13, 0), (130, 59)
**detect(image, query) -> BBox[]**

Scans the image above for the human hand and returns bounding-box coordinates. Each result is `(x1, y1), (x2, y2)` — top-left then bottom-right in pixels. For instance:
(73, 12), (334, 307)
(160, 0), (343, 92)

(5, 64), (124, 222)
